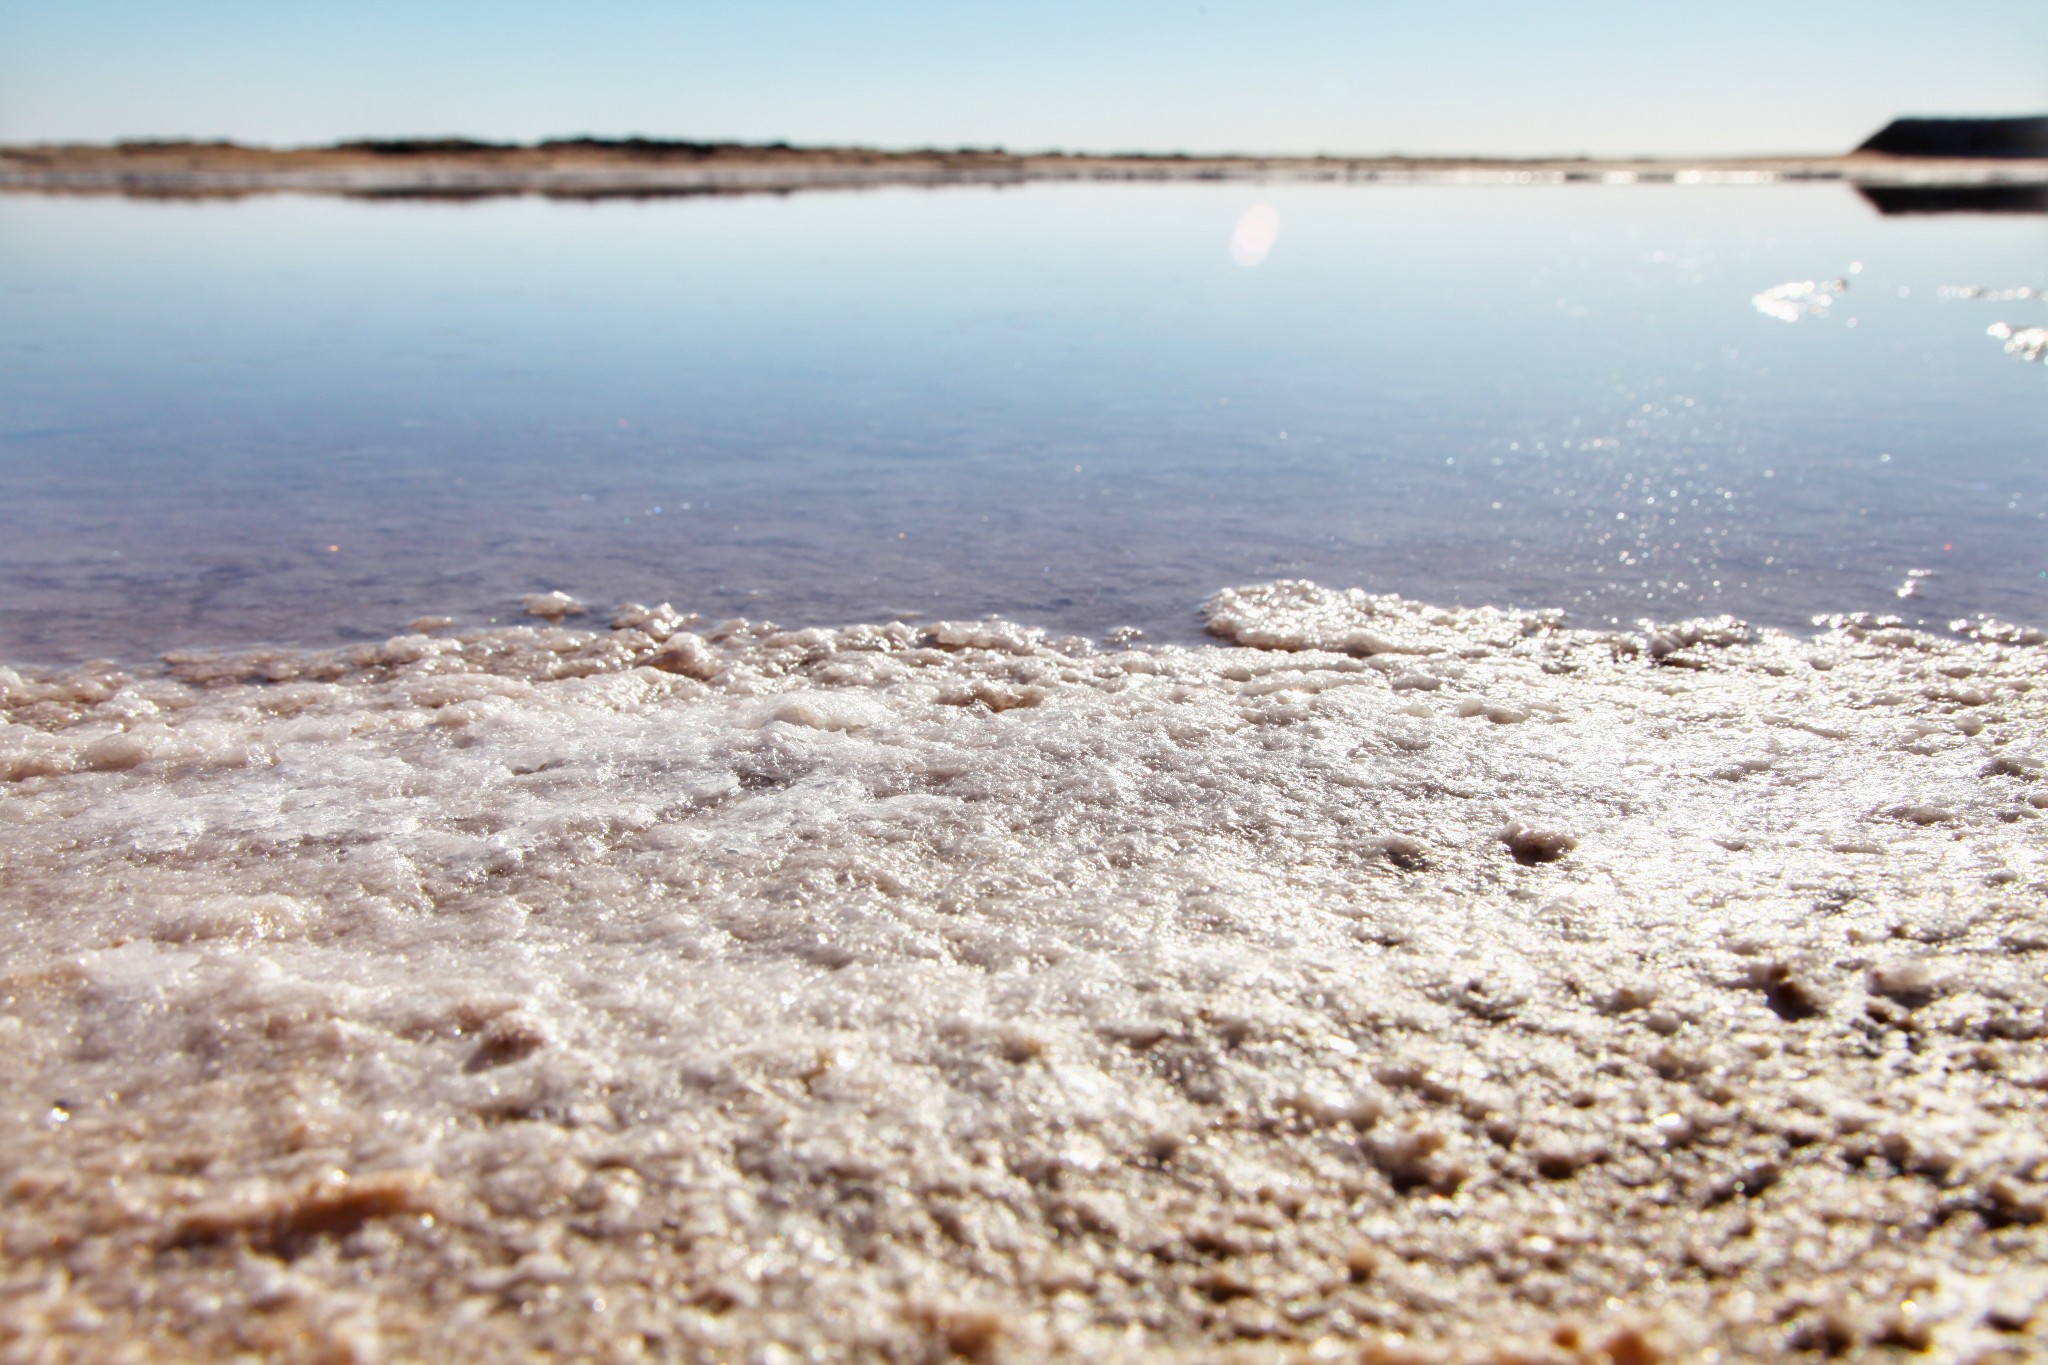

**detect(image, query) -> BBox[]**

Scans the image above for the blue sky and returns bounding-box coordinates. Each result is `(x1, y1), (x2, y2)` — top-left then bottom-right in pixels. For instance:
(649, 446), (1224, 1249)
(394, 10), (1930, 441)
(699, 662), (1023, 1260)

(3, 1), (2043, 156)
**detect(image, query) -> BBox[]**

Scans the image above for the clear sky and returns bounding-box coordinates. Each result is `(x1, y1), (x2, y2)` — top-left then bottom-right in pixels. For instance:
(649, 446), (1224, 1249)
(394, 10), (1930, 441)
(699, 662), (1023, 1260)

(3, 0), (2043, 157)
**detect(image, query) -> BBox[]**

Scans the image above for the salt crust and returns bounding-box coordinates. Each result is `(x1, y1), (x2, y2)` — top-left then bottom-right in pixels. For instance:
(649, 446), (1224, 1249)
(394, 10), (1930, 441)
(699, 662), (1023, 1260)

(2, 580), (2045, 1362)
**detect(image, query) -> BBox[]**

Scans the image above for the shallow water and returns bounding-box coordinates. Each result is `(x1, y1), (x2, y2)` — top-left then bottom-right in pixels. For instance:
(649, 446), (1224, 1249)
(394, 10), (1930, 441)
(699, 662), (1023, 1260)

(0, 181), (2042, 662)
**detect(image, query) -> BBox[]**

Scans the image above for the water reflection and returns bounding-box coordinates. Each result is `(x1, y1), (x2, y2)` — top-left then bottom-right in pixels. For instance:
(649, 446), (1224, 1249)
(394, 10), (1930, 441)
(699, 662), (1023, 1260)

(1857, 183), (2048, 216)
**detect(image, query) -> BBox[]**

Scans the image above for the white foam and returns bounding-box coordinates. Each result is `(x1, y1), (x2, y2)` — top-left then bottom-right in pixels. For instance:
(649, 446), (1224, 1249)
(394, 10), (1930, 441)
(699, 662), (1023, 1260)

(3, 583), (2045, 1359)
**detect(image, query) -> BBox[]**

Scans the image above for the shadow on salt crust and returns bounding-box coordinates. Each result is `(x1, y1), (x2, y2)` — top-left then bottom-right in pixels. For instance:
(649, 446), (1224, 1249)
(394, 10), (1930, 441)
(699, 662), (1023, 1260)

(2, 581), (2046, 1362)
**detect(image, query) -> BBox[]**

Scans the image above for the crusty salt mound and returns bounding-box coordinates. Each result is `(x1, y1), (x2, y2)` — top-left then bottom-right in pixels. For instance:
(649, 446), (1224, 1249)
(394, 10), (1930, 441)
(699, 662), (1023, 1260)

(3, 582), (2045, 1362)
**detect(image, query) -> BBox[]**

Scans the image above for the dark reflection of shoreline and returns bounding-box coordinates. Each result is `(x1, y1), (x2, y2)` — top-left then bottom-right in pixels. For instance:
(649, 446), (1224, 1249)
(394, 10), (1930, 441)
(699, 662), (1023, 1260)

(1857, 183), (2048, 215)
(43, 183), (2048, 210)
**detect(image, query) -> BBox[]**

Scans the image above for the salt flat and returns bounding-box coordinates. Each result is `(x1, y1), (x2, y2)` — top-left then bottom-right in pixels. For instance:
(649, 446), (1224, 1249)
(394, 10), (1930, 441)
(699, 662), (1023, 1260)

(3, 582), (2044, 1361)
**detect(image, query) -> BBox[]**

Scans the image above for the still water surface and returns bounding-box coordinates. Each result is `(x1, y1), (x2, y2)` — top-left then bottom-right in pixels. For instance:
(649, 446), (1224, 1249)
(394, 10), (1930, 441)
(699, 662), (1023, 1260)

(1, 182), (2041, 662)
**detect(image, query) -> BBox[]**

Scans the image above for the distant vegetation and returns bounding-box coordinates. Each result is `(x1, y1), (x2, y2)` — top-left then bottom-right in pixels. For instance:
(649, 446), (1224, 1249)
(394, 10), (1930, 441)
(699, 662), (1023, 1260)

(334, 138), (514, 155)
(65, 118), (2048, 165)
(328, 136), (814, 158)
(540, 137), (793, 156)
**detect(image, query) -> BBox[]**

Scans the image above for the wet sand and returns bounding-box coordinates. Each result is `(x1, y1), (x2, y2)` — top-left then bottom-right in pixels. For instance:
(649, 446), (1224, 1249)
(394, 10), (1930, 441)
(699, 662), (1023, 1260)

(3, 582), (2044, 1361)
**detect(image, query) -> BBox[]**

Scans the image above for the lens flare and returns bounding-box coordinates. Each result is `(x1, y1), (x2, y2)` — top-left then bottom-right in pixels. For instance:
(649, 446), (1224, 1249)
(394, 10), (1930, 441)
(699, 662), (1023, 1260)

(1229, 204), (1280, 267)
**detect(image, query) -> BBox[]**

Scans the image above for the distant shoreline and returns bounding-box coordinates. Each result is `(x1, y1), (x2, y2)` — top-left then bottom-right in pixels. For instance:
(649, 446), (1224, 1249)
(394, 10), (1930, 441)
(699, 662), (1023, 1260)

(4, 139), (2045, 199)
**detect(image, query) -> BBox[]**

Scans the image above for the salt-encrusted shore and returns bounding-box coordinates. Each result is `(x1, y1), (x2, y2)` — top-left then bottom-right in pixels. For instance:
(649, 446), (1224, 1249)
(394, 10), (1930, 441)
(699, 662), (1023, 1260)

(2, 582), (2044, 1362)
